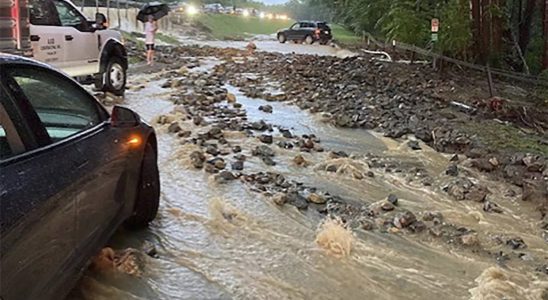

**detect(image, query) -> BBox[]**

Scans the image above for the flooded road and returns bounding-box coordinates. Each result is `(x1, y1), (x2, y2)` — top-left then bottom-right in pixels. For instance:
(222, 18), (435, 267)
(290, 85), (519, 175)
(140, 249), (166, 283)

(69, 54), (548, 300)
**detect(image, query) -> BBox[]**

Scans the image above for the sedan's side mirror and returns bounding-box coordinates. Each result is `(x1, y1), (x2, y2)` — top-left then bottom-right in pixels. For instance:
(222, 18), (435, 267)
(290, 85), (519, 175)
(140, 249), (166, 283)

(111, 106), (140, 127)
(95, 13), (108, 29)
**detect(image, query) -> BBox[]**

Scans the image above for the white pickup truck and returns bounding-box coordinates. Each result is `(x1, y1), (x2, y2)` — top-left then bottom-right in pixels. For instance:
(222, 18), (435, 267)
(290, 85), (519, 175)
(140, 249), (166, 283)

(1, 0), (128, 95)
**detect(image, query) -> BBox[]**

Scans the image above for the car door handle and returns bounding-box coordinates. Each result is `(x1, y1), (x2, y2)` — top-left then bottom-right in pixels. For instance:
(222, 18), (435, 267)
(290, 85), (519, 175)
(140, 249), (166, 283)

(65, 35), (74, 41)
(30, 35), (40, 42)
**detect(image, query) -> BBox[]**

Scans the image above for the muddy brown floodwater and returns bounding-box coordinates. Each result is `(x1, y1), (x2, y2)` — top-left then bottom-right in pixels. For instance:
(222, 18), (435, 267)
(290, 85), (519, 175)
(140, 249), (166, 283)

(68, 55), (548, 300)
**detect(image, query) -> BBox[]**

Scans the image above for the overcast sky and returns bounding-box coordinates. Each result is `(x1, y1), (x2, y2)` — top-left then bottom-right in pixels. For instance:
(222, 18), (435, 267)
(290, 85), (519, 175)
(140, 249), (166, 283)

(261, 0), (289, 5)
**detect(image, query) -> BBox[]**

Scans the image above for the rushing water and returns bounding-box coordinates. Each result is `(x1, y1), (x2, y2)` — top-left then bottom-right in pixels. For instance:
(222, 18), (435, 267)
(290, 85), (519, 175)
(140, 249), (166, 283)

(69, 59), (548, 300)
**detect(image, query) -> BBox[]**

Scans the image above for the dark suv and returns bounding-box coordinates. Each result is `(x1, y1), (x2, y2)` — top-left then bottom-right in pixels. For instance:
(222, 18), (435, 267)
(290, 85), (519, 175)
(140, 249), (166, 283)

(277, 21), (332, 45)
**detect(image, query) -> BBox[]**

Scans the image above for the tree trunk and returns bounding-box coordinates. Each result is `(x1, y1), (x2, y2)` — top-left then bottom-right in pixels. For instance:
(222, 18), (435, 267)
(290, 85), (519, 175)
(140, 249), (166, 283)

(543, 0), (548, 70)
(518, 0), (537, 53)
(472, 0), (483, 61)
(492, 0), (505, 56)
(481, 0), (492, 62)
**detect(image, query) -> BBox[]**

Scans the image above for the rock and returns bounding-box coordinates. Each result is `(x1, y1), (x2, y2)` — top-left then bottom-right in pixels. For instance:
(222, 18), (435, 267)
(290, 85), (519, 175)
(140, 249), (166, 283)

(326, 165), (338, 173)
(226, 93), (237, 103)
(232, 145), (242, 153)
(415, 128), (433, 143)
(168, 122), (182, 133)
(467, 187), (488, 202)
(190, 151), (205, 169)
(171, 79), (182, 88)
(204, 163), (217, 174)
(178, 130), (192, 138)
(259, 105), (273, 113)
(445, 178), (488, 202)
(393, 211), (417, 229)
(483, 201), (503, 213)
(207, 127), (223, 139)
(387, 194), (398, 205)
(293, 154), (310, 167)
(206, 145), (219, 156)
(328, 151), (349, 159)
(445, 164), (459, 176)
(422, 211), (443, 223)
(471, 158), (496, 172)
(273, 193), (288, 206)
(262, 156), (276, 166)
(407, 140), (422, 150)
(307, 193), (327, 204)
(360, 219), (375, 230)
(460, 233), (479, 246)
(366, 171), (375, 178)
(381, 201), (395, 211)
(252, 145), (275, 157)
(231, 160), (244, 171)
(450, 155), (460, 162)
(193, 116), (204, 126)
(215, 171), (236, 183)
(208, 158), (226, 170)
(287, 191), (308, 210)
(251, 120), (269, 131)
(506, 238), (527, 249)
(280, 129), (293, 138)
(259, 134), (273, 144)
(408, 220), (426, 233)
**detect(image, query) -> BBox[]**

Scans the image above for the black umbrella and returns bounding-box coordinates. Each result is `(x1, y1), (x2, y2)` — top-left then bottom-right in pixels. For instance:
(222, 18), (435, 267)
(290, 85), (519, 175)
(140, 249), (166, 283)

(137, 2), (170, 22)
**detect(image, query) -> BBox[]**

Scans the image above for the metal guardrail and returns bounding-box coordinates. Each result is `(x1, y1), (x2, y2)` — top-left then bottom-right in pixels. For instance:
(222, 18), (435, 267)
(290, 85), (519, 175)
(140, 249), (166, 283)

(362, 32), (548, 88)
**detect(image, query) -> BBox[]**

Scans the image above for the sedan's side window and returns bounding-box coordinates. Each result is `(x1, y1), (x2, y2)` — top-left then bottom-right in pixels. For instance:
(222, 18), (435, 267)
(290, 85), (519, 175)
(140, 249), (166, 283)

(291, 23), (300, 30)
(8, 68), (104, 142)
(0, 94), (25, 159)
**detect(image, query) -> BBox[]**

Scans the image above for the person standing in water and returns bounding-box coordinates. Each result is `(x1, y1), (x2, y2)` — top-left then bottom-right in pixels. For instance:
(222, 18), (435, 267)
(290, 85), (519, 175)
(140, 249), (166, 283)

(145, 15), (158, 65)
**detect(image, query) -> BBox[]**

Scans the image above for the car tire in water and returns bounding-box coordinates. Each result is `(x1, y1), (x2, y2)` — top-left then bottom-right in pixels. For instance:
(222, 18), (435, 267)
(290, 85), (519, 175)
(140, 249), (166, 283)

(100, 56), (126, 96)
(305, 35), (314, 45)
(126, 142), (160, 228)
(278, 33), (287, 43)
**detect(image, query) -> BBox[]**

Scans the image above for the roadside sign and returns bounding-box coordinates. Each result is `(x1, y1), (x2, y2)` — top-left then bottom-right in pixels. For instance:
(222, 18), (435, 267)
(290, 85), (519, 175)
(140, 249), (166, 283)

(431, 18), (439, 33)
(431, 33), (438, 42)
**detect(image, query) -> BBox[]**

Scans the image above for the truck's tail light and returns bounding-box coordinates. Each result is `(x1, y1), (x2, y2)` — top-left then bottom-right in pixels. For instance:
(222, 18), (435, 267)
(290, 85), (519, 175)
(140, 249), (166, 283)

(0, 0), (31, 54)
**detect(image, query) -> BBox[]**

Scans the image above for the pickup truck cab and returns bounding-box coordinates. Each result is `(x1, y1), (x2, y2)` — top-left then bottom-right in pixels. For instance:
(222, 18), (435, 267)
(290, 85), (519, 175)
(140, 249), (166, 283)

(1, 0), (128, 95)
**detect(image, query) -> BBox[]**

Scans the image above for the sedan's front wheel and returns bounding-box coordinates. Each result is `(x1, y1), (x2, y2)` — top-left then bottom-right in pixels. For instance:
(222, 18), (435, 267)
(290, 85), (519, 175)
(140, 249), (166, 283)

(126, 142), (160, 228)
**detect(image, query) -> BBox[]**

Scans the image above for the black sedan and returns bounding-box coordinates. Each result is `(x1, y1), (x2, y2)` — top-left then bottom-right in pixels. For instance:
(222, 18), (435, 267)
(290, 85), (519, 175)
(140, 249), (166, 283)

(277, 21), (333, 45)
(0, 55), (160, 300)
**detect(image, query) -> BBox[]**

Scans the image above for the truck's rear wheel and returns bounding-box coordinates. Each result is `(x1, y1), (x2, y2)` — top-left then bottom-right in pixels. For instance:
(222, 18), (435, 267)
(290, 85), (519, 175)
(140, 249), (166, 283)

(97, 56), (126, 96)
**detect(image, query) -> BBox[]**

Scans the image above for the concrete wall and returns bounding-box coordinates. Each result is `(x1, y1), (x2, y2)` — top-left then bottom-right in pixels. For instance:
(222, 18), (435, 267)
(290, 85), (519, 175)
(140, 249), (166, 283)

(81, 7), (173, 33)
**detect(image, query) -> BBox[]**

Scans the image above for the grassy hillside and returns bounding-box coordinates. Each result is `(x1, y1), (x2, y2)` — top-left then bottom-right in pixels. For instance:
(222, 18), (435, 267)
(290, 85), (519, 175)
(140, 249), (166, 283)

(193, 14), (361, 44)
(331, 25), (362, 45)
(194, 14), (293, 40)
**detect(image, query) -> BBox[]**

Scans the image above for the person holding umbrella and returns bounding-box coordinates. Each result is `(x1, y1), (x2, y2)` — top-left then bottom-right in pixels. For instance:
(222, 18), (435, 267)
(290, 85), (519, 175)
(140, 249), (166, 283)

(145, 15), (158, 66)
(137, 2), (170, 65)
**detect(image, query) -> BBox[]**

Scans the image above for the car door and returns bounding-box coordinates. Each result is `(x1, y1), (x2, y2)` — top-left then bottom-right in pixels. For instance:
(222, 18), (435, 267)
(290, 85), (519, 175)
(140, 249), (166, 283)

(0, 67), (79, 300)
(288, 22), (300, 40)
(51, 0), (100, 76)
(4, 63), (131, 262)
(28, 0), (66, 69)
(1, 64), (128, 299)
